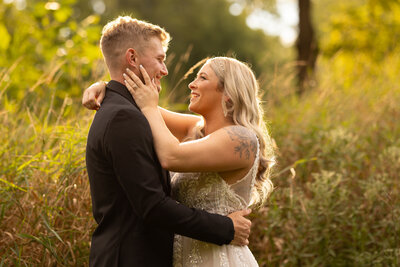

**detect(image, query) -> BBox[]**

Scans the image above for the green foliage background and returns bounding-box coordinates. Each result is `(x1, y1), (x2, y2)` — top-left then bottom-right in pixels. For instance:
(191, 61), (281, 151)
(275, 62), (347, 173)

(0, 0), (399, 266)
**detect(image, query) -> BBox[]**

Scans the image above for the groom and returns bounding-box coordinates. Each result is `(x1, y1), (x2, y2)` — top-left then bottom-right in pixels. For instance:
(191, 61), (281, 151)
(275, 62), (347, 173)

(86, 16), (252, 266)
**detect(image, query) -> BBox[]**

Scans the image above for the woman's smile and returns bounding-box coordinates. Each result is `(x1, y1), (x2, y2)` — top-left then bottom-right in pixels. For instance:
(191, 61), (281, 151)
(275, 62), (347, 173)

(190, 92), (200, 101)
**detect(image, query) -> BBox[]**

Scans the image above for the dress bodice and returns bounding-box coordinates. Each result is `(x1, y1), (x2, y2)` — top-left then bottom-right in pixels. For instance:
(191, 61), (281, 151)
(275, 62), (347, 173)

(171, 139), (260, 216)
(171, 137), (261, 267)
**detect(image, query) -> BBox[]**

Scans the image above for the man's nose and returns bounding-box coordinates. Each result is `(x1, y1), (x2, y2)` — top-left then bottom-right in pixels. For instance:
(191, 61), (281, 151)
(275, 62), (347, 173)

(161, 62), (168, 76)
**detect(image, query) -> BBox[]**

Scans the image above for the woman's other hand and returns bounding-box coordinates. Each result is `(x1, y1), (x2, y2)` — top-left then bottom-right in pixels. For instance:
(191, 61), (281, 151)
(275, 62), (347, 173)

(124, 65), (159, 111)
(82, 81), (107, 110)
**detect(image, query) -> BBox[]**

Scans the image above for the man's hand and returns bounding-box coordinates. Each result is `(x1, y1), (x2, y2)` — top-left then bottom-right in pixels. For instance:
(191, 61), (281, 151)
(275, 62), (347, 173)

(228, 209), (252, 246)
(82, 81), (107, 110)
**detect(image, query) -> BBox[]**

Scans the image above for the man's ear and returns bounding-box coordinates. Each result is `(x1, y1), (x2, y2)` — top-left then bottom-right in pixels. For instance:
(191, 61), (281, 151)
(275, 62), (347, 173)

(126, 48), (138, 68)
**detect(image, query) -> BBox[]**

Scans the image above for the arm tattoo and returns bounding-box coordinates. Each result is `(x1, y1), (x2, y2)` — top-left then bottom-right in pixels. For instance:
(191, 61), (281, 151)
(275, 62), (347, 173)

(224, 126), (257, 160)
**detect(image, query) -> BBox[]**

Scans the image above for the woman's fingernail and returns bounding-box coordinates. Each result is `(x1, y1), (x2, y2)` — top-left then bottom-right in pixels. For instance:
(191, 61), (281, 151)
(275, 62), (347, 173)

(140, 65), (143, 68)
(123, 73), (126, 77)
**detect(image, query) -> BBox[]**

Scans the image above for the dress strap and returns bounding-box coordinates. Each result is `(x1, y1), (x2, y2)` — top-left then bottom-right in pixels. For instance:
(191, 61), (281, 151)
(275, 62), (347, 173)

(250, 138), (260, 188)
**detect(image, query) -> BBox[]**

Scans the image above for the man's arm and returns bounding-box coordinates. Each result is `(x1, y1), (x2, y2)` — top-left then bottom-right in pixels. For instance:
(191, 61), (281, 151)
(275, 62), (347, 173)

(82, 82), (201, 142)
(105, 108), (250, 245)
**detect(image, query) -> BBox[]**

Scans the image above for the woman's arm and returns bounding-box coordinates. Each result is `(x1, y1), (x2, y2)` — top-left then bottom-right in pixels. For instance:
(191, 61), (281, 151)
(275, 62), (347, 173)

(82, 80), (201, 141)
(144, 108), (256, 173)
(159, 107), (201, 141)
(125, 66), (257, 173)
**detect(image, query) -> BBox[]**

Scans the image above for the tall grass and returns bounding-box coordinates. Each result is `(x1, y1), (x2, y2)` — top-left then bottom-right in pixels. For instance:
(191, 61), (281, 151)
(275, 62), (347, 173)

(0, 50), (399, 266)
(249, 52), (400, 266)
(0, 76), (95, 265)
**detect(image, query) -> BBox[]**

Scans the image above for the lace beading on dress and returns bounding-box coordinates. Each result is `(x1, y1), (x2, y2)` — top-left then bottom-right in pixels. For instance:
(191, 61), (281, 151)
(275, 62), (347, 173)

(172, 138), (260, 267)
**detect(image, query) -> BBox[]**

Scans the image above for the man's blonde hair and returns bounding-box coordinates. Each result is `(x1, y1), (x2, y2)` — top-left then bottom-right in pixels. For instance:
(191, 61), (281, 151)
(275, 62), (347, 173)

(100, 16), (170, 70)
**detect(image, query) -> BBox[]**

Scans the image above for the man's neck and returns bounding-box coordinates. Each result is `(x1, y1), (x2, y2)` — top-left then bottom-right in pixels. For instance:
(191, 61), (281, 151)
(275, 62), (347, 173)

(110, 71), (125, 85)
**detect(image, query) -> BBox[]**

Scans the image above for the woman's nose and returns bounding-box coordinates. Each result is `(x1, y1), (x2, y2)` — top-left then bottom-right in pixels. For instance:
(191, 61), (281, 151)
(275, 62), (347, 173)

(188, 81), (195, 90)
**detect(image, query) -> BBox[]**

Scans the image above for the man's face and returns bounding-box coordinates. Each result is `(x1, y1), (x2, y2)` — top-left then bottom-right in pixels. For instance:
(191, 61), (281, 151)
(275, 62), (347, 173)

(135, 37), (168, 92)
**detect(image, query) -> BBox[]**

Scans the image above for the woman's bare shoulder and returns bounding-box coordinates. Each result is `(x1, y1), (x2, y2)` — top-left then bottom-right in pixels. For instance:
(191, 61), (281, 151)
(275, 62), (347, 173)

(218, 125), (258, 161)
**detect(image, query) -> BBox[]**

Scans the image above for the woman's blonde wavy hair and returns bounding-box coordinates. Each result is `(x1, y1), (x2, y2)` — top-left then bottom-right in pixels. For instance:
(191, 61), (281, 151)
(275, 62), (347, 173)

(192, 57), (275, 206)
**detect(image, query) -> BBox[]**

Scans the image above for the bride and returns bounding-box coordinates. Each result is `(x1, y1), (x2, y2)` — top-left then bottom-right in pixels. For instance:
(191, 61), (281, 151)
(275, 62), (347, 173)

(84, 56), (275, 266)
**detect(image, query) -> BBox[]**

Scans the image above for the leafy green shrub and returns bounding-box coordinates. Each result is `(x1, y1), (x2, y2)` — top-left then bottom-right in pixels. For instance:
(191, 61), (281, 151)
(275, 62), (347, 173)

(249, 48), (400, 266)
(0, 0), (105, 105)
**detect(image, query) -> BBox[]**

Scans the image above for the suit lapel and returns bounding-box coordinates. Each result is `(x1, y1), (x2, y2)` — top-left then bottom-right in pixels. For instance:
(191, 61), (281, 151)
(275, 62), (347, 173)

(106, 80), (171, 194)
(163, 170), (172, 196)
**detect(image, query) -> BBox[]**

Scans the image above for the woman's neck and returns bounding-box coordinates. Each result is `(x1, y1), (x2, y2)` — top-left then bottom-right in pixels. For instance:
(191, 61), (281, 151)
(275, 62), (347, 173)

(203, 113), (234, 136)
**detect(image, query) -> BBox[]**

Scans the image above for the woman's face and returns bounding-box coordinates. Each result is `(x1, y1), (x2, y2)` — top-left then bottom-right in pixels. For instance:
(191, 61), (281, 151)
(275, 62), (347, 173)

(188, 63), (223, 115)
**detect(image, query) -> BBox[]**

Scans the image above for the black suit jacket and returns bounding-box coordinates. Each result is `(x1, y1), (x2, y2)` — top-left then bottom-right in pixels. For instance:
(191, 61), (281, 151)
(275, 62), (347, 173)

(86, 80), (234, 267)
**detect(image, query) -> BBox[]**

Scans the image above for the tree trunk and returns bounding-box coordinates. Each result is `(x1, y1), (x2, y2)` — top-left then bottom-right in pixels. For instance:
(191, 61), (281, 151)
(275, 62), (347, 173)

(296, 0), (318, 95)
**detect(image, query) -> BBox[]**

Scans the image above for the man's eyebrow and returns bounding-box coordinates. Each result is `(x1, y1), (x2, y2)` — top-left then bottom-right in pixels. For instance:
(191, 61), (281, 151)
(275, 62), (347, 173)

(157, 53), (166, 59)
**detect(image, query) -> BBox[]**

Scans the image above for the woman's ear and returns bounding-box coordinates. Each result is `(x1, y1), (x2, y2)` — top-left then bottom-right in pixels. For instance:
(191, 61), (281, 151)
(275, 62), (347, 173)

(224, 94), (233, 112)
(223, 94), (231, 103)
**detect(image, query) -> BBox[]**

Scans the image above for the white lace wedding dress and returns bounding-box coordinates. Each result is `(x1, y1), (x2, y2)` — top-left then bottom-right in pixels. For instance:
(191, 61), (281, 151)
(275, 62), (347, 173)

(172, 141), (260, 267)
